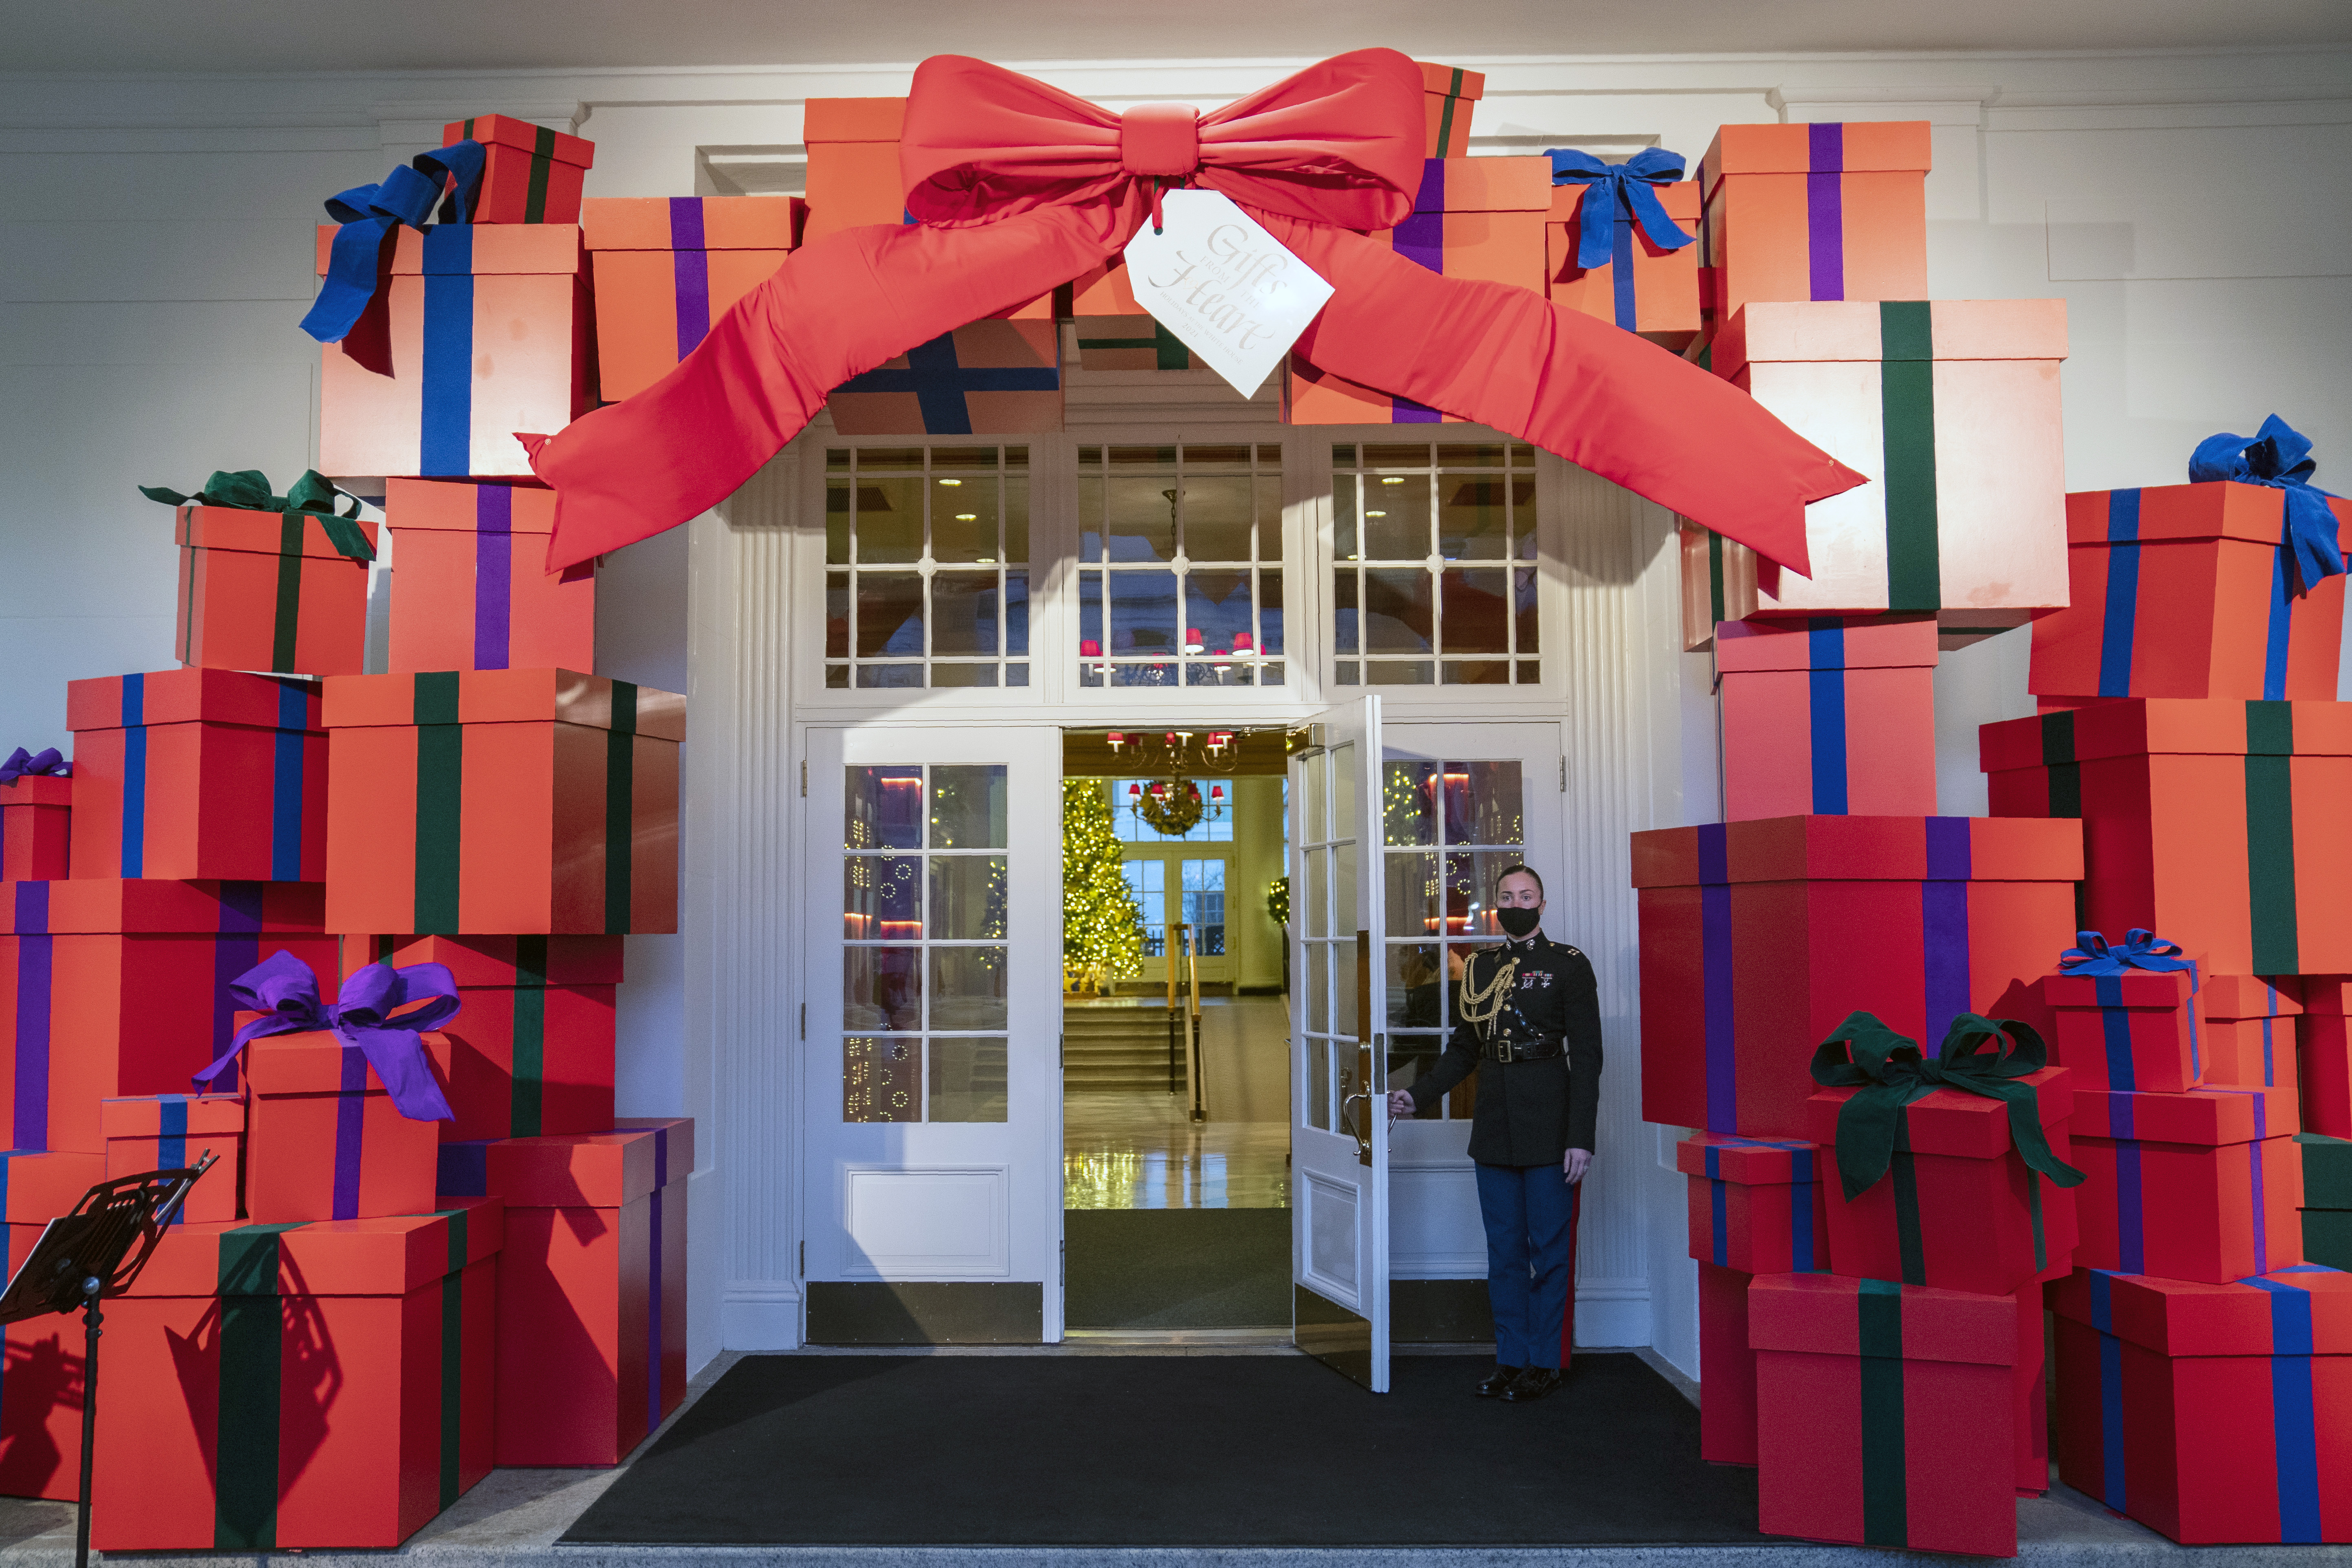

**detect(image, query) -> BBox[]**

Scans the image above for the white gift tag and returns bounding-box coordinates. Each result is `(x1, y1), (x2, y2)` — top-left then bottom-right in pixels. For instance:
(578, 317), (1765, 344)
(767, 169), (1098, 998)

(1122, 189), (1335, 399)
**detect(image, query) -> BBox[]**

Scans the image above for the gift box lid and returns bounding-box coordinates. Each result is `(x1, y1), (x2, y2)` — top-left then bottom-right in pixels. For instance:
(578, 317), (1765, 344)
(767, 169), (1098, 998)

(804, 97), (905, 143)
(1699, 121), (1932, 193)
(1980, 700), (2352, 772)
(382, 477), (556, 536)
(243, 1027), (450, 1099)
(2291, 976), (2348, 1016)
(320, 668), (686, 741)
(66, 668), (322, 736)
(0, 1151), (107, 1223)
(2063, 480), (2348, 548)
(101, 1093), (247, 1140)
(2071, 1083), (2292, 1145)
(350, 934), (625, 988)
(1630, 814), (2083, 889)
(2202, 974), (2303, 1021)
(1417, 61), (1486, 100)
(1675, 1132), (1822, 1185)
(2299, 1133), (2352, 1210)
(441, 113), (595, 170)
(436, 1116), (693, 1208)
(1748, 1271), (2017, 1365)
(312, 222), (584, 279)
(1712, 613), (1939, 674)
(2050, 1264), (2352, 1356)
(582, 195), (801, 252)
(1547, 178), (1701, 226)
(123, 1198), (504, 1299)
(1409, 156), (1552, 216)
(0, 775), (71, 807)
(1, 880), (325, 937)
(1717, 298), (2067, 380)
(172, 504), (379, 563)
(1806, 1065), (2072, 1162)
(2045, 967), (2197, 1011)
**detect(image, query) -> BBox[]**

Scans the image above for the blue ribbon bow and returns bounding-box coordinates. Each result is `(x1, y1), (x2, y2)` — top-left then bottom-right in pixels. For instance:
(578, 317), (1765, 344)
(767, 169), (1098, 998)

(298, 139), (488, 347)
(1546, 148), (1697, 270)
(2189, 415), (2343, 599)
(196, 949), (458, 1121)
(0, 747), (69, 785)
(2058, 929), (2197, 980)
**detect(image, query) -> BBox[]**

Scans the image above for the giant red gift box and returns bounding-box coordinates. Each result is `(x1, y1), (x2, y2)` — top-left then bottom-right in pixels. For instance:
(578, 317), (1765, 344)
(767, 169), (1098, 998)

(827, 308), (1062, 436)
(315, 224), (590, 479)
(65, 669), (324, 883)
(382, 480), (595, 674)
(440, 114), (593, 224)
(1679, 1133), (1829, 1275)
(90, 1202), (500, 1549)
(173, 504), (378, 678)
(2029, 483), (2350, 703)
(1417, 61), (1481, 156)
(583, 196), (800, 402)
(436, 1117), (689, 1465)
(242, 1028), (443, 1222)
(2047, 963), (2202, 1095)
(1981, 700), (2352, 978)
(1751, 1271), (2020, 1557)
(2298, 978), (2352, 1138)
(322, 669), (683, 935)
(101, 1093), (246, 1223)
(2052, 1264), (2352, 1544)
(2203, 973), (2301, 1092)
(0, 880), (331, 1152)
(0, 774), (68, 882)
(2070, 1084), (2304, 1284)
(1713, 616), (1938, 819)
(1697, 121), (1931, 326)
(1633, 815), (2082, 1138)
(1698, 1260), (1760, 1465)
(1545, 177), (1702, 350)
(802, 97), (906, 244)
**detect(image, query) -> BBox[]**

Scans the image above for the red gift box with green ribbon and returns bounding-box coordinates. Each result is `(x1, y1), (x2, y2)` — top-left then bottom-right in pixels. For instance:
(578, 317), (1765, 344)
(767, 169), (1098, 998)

(382, 480), (597, 676)
(65, 669), (325, 883)
(2045, 930), (2205, 1095)
(1, 749), (72, 881)
(2070, 1082), (2304, 1284)
(145, 471), (379, 680)
(1751, 1271), (2021, 1557)
(88, 1200), (500, 1550)
(0, 879), (331, 1154)
(436, 1118), (690, 1466)
(1678, 1132), (1828, 1275)
(2203, 974), (2301, 1092)
(101, 1093), (245, 1223)
(2052, 1264), (2352, 1544)
(438, 114), (593, 225)
(322, 670), (683, 935)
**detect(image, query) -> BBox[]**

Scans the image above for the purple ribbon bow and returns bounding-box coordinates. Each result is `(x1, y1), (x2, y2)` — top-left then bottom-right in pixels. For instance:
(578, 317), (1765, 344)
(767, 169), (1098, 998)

(0, 747), (69, 784)
(2059, 929), (2198, 986)
(198, 949), (458, 1121)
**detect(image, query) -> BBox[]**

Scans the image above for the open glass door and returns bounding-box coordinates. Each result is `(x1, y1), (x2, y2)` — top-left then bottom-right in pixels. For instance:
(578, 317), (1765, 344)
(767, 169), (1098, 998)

(1287, 696), (1389, 1389)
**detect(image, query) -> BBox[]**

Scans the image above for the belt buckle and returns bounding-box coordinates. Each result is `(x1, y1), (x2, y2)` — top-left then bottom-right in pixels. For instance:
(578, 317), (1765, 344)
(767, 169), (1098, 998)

(1495, 1039), (1514, 1065)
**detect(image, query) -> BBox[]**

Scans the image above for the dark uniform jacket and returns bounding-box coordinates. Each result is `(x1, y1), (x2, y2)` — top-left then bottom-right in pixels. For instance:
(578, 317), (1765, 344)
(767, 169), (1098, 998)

(1406, 931), (1603, 1167)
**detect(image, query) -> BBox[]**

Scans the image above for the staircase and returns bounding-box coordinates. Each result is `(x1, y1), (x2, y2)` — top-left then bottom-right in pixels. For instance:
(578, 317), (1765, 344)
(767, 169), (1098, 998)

(1064, 1000), (1186, 1094)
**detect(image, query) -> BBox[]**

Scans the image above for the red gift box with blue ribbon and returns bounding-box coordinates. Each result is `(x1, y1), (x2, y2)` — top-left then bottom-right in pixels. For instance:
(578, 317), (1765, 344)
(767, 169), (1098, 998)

(2071, 1082), (2305, 1284)
(1712, 615), (1939, 821)
(1677, 1132), (1828, 1274)
(2204, 974), (2304, 1092)
(2045, 930), (2204, 1095)
(101, 1092), (245, 1223)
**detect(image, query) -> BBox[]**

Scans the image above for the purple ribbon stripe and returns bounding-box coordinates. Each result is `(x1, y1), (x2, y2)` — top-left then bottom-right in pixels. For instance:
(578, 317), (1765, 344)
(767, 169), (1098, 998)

(1805, 122), (1845, 302)
(474, 484), (514, 670)
(1697, 824), (1735, 1132)
(333, 1041), (369, 1220)
(646, 1123), (669, 1436)
(11, 883), (51, 1151)
(669, 198), (712, 363)
(1922, 819), (1973, 1046)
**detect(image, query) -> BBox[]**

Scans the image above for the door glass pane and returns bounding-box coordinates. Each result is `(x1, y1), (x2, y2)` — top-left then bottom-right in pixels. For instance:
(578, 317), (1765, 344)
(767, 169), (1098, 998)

(1445, 850), (1527, 938)
(844, 854), (921, 939)
(1387, 1032), (1444, 1113)
(929, 946), (1009, 1029)
(1387, 944), (1446, 1030)
(1385, 850), (1438, 938)
(930, 765), (1007, 848)
(1308, 944), (1330, 1032)
(1124, 860), (1166, 956)
(1304, 750), (1328, 843)
(844, 1037), (920, 1122)
(1333, 939), (1359, 1037)
(844, 947), (921, 1030)
(1306, 1037), (1331, 1131)
(928, 856), (1006, 940)
(846, 767), (923, 849)
(1333, 842), (1357, 938)
(1384, 760), (1437, 846)
(928, 1036), (1008, 1123)
(930, 571), (1001, 656)
(1302, 847), (1327, 940)
(1448, 760), (1525, 847)
(1180, 860), (1226, 956)
(1330, 744), (1356, 841)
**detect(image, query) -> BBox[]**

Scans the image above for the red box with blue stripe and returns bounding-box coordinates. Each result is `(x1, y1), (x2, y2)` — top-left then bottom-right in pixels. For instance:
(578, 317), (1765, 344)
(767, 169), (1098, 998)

(89, 1201), (500, 1549)
(0, 880), (331, 1154)
(1633, 814), (2083, 1139)
(584, 196), (799, 403)
(1678, 1133), (1829, 1274)
(827, 311), (1062, 436)
(436, 1117), (690, 1465)
(382, 480), (596, 674)
(1714, 615), (1939, 821)
(2052, 1264), (2352, 1543)
(102, 1094), (245, 1222)
(242, 1028), (443, 1223)
(2048, 965), (2202, 1095)
(2203, 973), (2302, 1092)
(2071, 1084), (2304, 1284)
(65, 669), (324, 884)
(2029, 483), (2348, 703)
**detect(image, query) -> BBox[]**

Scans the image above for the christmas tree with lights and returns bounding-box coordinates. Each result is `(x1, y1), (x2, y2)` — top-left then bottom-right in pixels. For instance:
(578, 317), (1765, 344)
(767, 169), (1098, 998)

(1063, 778), (1144, 989)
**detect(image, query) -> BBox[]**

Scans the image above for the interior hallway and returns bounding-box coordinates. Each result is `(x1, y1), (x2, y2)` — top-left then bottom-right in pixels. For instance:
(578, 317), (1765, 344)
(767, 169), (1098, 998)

(1063, 996), (1290, 1210)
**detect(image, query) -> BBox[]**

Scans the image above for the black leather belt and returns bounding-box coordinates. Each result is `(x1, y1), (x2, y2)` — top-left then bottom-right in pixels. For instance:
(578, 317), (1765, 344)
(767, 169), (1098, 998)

(1485, 1037), (1563, 1064)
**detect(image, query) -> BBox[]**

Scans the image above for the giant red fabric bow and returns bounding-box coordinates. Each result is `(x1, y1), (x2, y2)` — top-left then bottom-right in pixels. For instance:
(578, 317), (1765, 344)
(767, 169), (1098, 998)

(522, 49), (1862, 571)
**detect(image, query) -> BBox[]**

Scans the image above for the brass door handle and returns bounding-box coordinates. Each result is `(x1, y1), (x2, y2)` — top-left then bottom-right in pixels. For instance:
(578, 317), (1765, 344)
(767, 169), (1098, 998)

(1339, 1092), (1372, 1157)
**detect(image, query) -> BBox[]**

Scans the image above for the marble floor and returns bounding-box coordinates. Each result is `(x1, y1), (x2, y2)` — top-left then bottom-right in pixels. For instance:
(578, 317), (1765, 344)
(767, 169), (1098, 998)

(1062, 1091), (1289, 1210)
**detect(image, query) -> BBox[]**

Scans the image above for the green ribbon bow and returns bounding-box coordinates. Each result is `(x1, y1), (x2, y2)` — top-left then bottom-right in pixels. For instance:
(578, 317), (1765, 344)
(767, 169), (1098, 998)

(141, 469), (376, 563)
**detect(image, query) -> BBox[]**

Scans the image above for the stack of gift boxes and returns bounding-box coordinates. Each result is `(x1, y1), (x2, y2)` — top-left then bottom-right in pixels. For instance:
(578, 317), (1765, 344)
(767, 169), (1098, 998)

(0, 114), (694, 1550)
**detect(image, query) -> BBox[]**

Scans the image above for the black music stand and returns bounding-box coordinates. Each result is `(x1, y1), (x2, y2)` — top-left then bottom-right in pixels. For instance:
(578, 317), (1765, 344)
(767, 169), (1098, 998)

(0, 1155), (214, 1568)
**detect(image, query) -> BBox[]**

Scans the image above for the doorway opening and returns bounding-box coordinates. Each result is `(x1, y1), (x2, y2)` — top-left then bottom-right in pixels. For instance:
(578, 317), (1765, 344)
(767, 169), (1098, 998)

(1060, 727), (1294, 1332)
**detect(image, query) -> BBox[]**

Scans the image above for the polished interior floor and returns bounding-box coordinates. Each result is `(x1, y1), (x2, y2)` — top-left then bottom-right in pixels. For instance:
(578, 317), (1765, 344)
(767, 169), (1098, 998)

(1062, 1091), (1288, 1209)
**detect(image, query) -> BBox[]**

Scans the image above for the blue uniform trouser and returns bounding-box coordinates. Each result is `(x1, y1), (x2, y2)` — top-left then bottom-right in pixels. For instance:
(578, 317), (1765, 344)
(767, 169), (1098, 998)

(1475, 1161), (1576, 1369)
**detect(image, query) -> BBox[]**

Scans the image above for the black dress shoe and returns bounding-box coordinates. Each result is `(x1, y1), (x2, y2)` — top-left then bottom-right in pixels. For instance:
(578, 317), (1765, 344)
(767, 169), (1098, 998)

(1476, 1365), (1525, 1398)
(1503, 1366), (1564, 1402)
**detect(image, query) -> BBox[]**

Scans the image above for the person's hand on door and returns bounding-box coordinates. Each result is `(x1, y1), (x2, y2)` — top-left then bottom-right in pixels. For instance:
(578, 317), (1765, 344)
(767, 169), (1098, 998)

(1387, 1089), (1415, 1119)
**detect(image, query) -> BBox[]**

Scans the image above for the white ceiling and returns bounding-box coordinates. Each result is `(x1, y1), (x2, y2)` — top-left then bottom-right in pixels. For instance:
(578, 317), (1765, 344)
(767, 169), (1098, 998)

(4, 0), (2348, 75)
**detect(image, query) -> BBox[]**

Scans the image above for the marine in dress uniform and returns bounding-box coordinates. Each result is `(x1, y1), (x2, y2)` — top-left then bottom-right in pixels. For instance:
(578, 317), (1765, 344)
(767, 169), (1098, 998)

(1390, 867), (1602, 1403)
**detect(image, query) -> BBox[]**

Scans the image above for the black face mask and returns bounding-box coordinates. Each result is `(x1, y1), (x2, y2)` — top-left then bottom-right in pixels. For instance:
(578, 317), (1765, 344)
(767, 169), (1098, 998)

(1497, 906), (1541, 938)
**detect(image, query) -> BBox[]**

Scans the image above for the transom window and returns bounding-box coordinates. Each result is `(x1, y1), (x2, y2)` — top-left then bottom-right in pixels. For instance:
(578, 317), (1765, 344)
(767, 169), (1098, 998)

(1332, 442), (1541, 687)
(1076, 443), (1285, 688)
(825, 446), (1029, 689)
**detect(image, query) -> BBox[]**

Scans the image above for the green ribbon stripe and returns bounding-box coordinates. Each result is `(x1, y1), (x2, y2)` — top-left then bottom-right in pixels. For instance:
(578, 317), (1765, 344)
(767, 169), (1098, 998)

(1433, 68), (1465, 155)
(604, 681), (639, 936)
(1879, 302), (1942, 612)
(1076, 319), (1192, 370)
(511, 934), (549, 1137)
(1856, 1278), (1908, 1547)
(526, 126), (556, 223)
(2244, 700), (2299, 975)
(214, 1223), (306, 1550)
(1706, 529), (1727, 628)
(434, 1207), (470, 1509)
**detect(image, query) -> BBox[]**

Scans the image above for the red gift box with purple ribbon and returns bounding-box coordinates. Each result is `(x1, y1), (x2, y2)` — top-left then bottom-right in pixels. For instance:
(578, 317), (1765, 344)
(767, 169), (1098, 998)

(383, 480), (596, 674)
(2053, 1264), (2352, 1544)
(1712, 616), (1939, 821)
(436, 1117), (690, 1466)
(1697, 121), (1930, 328)
(1678, 1132), (1829, 1275)
(2205, 974), (2304, 1092)
(584, 196), (799, 403)
(101, 1093), (245, 1223)
(2046, 931), (2205, 1095)
(2071, 1083), (2305, 1284)
(0, 749), (70, 882)
(1633, 814), (2083, 1139)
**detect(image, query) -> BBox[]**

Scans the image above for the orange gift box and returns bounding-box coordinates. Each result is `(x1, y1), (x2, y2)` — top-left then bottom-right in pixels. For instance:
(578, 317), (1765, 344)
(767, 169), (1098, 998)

(1698, 121), (1930, 325)
(0, 880), (331, 1154)
(1981, 700), (2352, 978)
(1417, 62), (1481, 156)
(437, 1118), (689, 1465)
(1, 774), (69, 883)
(2071, 1084), (2304, 1283)
(2030, 483), (2349, 703)
(439, 113), (593, 224)
(241, 1028), (443, 1222)
(172, 504), (378, 678)
(322, 670), (683, 936)
(2302, 978), (2352, 1139)
(314, 223), (590, 480)
(102, 1093), (245, 1223)
(584, 196), (799, 402)
(90, 1202), (499, 1550)
(1546, 178), (1702, 350)
(66, 668), (324, 883)
(2203, 973), (2302, 1092)
(383, 479), (595, 674)
(1713, 615), (1938, 820)
(827, 311), (1062, 436)
(1068, 257), (1197, 372)
(803, 97), (907, 244)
